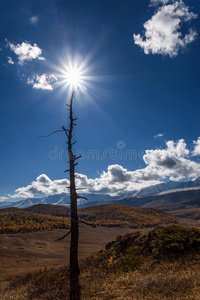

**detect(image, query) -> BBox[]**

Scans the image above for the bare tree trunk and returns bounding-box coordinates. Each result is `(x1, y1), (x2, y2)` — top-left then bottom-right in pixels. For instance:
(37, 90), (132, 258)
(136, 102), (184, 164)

(68, 91), (80, 300)
(39, 91), (81, 299)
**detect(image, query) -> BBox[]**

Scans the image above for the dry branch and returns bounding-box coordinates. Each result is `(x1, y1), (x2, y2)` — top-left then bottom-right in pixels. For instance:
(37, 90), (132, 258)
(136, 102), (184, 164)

(55, 230), (71, 241)
(77, 196), (88, 201)
(37, 129), (64, 138)
(79, 220), (96, 228)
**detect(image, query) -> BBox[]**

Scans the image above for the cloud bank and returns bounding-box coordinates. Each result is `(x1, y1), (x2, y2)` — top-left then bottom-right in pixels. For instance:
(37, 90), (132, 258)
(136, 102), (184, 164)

(3, 137), (200, 200)
(133, 0), (198, 57)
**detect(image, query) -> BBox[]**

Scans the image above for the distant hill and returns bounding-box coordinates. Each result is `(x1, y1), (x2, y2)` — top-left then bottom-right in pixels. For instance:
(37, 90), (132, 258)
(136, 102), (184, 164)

(0, 209), (70, 234)
(116, 189), (200, 211)
(24, 204), (69, 217)
(144, 190), (200, 210)
(78, 204), (177, 227)
(24, 203), (177, 228)
(0, 207), (20, 213)
(0, 203), (176, 233)
(158, 191), (200, 211)
(169, 208), (200, 220)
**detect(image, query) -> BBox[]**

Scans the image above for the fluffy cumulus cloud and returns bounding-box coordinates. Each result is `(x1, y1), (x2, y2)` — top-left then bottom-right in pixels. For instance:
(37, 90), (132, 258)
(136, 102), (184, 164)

(193, 137), (200, 156)
(3, 138), (200, 200)
(143, 139), (200, 181)
(7, 40), (45, 64)
(36, 174), (52, 185)
(133, 0), (198, 57)
(27, 74), (57, 90)
(8, 174), (70, 199)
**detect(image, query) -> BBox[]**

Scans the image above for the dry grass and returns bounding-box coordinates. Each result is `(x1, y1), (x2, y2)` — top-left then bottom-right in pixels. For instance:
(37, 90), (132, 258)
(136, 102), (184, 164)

(2, 226), (200, 299)
(0, 226), (134, 281)
(81, 255), (200, 300)
(2, 254), (200, 300)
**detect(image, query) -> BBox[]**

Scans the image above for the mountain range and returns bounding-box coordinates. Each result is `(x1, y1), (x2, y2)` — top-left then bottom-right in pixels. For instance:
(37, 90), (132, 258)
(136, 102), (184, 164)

(0, 193), (114, 209)
(1, 177), (200, 210)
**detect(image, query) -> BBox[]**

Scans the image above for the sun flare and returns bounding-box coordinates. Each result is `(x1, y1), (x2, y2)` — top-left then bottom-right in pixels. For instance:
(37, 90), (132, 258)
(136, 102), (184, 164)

(52, 53), (102, 101)
(66, 67), (81, 88)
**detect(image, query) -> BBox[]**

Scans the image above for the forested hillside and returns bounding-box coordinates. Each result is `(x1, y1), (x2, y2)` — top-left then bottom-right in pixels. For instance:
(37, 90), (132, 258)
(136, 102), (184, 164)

(0, 204), (177, 234)
(0, 210), (70, 234)
(78, 204), (177, 227)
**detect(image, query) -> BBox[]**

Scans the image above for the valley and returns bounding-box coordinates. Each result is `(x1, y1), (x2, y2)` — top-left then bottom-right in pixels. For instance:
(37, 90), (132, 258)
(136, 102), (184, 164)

(0, 201), (199, 284)
(1, 193), (200, 298)
(0, 226), (135, 281)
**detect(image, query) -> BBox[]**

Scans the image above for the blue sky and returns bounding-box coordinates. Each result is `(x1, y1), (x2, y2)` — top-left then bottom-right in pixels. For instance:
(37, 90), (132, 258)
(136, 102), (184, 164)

(0, 0), (200, 201)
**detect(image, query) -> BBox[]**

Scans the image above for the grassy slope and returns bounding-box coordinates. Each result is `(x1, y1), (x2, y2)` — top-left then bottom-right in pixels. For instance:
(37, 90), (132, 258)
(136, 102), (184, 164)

(2, 225), (200, 299)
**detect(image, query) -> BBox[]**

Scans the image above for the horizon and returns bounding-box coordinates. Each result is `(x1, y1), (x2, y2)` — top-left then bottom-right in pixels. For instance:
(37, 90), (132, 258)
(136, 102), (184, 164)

(1, 177), (200, 204)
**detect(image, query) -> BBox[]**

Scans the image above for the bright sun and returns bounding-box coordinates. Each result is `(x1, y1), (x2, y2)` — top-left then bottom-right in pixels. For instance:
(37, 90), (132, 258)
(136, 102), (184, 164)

(66, 67), (81, 88)
(54, 56), (94, 98)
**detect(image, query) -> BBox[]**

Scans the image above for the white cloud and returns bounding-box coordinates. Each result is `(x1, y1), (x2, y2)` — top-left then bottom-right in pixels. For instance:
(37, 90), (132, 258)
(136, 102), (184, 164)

(7, 56), (14, 65)
(154, 133), (165, 138)
(27, 74), (57, 90)
(7, 40), (45, 64)
(169, 175), (185, 182)
(133, 1), (198, 57)
(193, 137), (200, 156)
(4, 138), (200, 200)
(0, 197), (8, 202)
(142, 139), (200, 181)
(30, 16), (39, 24)
(10, 175), (70, 199)
(150, 0), (170, 5)
(36, 174), (52, 185)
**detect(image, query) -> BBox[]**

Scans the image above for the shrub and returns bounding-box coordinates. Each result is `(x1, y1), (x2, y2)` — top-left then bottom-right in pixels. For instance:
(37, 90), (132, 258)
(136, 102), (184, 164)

(152, 225), (200, 256)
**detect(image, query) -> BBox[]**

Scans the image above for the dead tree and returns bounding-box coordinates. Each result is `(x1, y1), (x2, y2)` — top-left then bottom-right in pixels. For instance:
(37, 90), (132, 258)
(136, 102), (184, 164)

(67, 91), (80, 300)
(39, 91), (80, 299)
(39, 90), (95, 300)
